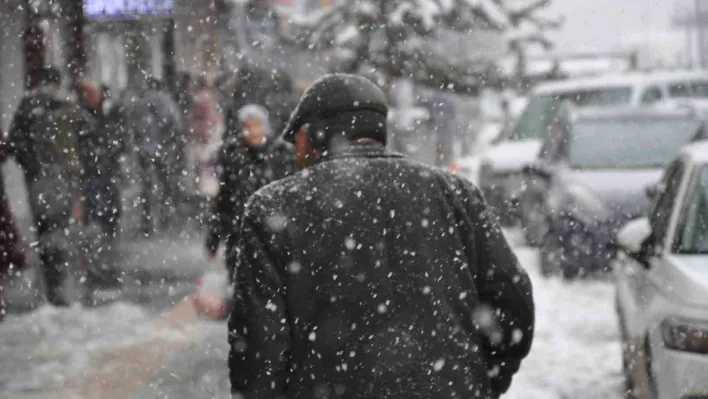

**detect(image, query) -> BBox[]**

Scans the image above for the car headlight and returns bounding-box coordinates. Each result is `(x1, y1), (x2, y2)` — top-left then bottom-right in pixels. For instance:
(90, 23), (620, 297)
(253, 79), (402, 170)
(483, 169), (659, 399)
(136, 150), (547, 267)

(661, 317), (708, 355)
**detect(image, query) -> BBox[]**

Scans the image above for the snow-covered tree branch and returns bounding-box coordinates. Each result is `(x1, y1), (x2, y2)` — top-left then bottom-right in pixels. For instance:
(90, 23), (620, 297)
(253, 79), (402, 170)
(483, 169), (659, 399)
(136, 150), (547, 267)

(274, 0), (559, 90)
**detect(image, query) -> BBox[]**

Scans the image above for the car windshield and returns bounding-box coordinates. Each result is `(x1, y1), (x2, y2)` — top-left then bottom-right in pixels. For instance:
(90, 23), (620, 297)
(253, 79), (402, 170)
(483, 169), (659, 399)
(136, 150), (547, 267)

(568, 117), (702, 169)
(668, 81), (708, 98)
(676, 167), (708, 254)
(511, 87), (633, 140)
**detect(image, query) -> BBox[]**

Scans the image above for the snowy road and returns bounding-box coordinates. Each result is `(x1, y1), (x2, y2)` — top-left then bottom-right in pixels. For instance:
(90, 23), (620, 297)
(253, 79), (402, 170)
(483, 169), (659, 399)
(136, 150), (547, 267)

(0, 233), (624, 398)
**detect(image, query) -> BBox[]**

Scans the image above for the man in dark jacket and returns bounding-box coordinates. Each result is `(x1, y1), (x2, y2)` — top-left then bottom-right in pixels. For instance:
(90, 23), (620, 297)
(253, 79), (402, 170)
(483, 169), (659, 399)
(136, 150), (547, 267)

(76, 80), (126, 238)
(205, 104), (293, 274)
(75, 80), (126, 288)
(128, 78), (184, 234)
(8, 67), (87, 306)
(228, 74), (535, 399)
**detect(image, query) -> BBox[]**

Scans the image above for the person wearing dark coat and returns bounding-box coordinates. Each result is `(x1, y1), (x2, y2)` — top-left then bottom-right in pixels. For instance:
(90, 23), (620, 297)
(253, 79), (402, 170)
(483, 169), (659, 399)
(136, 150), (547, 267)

(205, 104), (293, 274)
(76, 80), (126, 238)
(228, 74), (535, 399)
(7, 66), (88, 306)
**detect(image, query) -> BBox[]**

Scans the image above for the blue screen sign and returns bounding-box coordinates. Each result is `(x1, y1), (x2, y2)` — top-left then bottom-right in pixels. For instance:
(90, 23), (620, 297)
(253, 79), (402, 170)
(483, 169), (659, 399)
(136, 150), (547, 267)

(84, 0), (175, 20)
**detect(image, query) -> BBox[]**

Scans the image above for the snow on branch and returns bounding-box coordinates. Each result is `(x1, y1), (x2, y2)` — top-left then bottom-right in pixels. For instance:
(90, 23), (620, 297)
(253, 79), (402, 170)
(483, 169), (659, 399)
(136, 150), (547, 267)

(274, 0), (558, 88)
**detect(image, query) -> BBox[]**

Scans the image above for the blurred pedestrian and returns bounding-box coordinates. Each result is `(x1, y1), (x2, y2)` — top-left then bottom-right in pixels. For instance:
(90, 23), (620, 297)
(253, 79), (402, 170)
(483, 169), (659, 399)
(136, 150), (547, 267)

(128, 77), (184, 234)
(8, 66), (88, 306)
(186, 75), (224, 200)
(228, 74), (534, 398)
(0, 131), (27, 322)
(76, 80), (126, 238)
(205, 104), (293, 275)
(74, 80), (126, 288)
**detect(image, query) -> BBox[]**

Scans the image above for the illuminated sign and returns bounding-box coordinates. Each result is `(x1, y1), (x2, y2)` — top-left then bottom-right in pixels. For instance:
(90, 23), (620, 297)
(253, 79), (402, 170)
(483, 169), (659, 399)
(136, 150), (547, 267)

(83, 0), (175, 20)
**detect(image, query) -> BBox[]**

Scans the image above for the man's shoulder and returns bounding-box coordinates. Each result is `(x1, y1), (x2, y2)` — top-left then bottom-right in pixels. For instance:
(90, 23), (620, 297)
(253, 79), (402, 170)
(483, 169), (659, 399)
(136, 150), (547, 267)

(253, 169), (309, 200)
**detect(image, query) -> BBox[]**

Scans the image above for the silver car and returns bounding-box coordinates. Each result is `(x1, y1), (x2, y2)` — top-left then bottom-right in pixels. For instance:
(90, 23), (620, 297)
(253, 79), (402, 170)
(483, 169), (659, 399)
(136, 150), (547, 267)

(614, 141), (708, 399)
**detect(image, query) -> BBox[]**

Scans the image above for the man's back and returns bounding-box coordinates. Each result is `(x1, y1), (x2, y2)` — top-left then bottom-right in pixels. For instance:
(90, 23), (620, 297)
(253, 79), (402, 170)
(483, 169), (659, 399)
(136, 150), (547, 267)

(228, 142), (534, 399)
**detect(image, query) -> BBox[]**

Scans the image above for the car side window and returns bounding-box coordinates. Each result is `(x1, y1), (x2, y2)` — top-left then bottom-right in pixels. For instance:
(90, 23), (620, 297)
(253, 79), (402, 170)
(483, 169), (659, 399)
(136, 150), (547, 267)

(641, 86), (664, 104)
(675, 168), (708, 253)
(649, 160), (685, 248)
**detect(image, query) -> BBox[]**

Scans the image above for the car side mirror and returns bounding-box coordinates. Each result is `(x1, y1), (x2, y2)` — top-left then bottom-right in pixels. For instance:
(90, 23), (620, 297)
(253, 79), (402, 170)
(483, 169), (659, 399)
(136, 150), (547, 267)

(616, 217), (652, 259)
(522, 163), (553, 179)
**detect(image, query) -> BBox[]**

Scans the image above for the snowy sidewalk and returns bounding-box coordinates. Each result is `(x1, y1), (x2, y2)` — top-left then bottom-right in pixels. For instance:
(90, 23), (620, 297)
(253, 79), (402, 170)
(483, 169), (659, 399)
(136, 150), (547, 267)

(0, 233), (624, 399)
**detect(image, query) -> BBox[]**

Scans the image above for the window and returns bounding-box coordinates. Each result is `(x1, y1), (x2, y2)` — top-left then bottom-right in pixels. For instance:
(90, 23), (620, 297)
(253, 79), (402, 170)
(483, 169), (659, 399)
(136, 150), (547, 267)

(675, 167), (708, 254)
(669, 83), (692, 98)
(650, 160), (686, 247)
(511, 87), (632, 141)
(566, 117), (702, 170)
(641, 86), (663, 104)
(668, 80), (708, 98)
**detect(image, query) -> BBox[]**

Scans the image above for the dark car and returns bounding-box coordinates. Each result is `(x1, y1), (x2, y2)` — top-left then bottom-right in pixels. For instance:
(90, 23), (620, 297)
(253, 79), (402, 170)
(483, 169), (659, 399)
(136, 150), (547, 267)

(521, 106), (707, 278)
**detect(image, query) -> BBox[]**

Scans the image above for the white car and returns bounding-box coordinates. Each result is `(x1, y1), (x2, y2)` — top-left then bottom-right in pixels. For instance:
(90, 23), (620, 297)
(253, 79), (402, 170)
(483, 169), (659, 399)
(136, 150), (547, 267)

(614, 141), (708, 399)
(480, 70), (708, 227)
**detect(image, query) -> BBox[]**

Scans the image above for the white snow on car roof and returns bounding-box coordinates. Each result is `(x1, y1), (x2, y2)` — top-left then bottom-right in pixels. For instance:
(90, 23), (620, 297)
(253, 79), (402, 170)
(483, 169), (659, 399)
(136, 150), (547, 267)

(680, 140), (708, 164)
(533, 71), (708, 95)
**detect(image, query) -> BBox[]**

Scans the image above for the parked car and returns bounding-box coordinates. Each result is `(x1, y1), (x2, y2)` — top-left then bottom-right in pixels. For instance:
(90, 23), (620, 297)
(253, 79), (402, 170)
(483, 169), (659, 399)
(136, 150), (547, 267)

(479, 70), (708, 226)
(522, 106), (706, 277)
(614, 141), (708, 399)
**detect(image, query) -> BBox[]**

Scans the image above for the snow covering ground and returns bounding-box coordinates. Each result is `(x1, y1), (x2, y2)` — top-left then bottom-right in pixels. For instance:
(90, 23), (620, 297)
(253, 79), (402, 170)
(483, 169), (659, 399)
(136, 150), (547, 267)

(0, 229), (623, 398)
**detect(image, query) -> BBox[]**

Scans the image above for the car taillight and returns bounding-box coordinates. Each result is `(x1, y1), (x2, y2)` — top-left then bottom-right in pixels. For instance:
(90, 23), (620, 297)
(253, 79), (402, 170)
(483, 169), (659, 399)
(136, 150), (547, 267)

(661, 317), (708, 355)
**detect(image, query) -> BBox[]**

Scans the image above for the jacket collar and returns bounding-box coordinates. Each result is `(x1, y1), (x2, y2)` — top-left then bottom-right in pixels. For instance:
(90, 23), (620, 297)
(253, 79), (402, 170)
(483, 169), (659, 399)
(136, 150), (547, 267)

(322, 141), (403, 162)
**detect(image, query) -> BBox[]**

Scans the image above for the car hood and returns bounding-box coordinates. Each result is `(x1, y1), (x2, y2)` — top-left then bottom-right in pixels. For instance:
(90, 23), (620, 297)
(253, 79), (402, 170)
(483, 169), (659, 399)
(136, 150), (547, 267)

(483, 139), (542, 174)
(666, 255), (708, 307)
(567, 169), (663, 220)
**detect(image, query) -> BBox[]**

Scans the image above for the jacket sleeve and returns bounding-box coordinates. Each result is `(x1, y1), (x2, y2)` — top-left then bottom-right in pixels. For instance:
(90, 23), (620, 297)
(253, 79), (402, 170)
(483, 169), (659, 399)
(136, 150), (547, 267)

(228, 196), (291, 398)
(466, 183), (535, 395)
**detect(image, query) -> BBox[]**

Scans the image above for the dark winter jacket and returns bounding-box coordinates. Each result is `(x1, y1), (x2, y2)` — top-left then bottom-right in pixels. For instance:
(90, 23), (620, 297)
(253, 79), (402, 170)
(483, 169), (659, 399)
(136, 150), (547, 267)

(228, 142), (534, 399)
(205, 136), (294, 257)
(8, 92), (90, 225)
(80, 103), (127, 179)
(8, 91), (78, 183)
